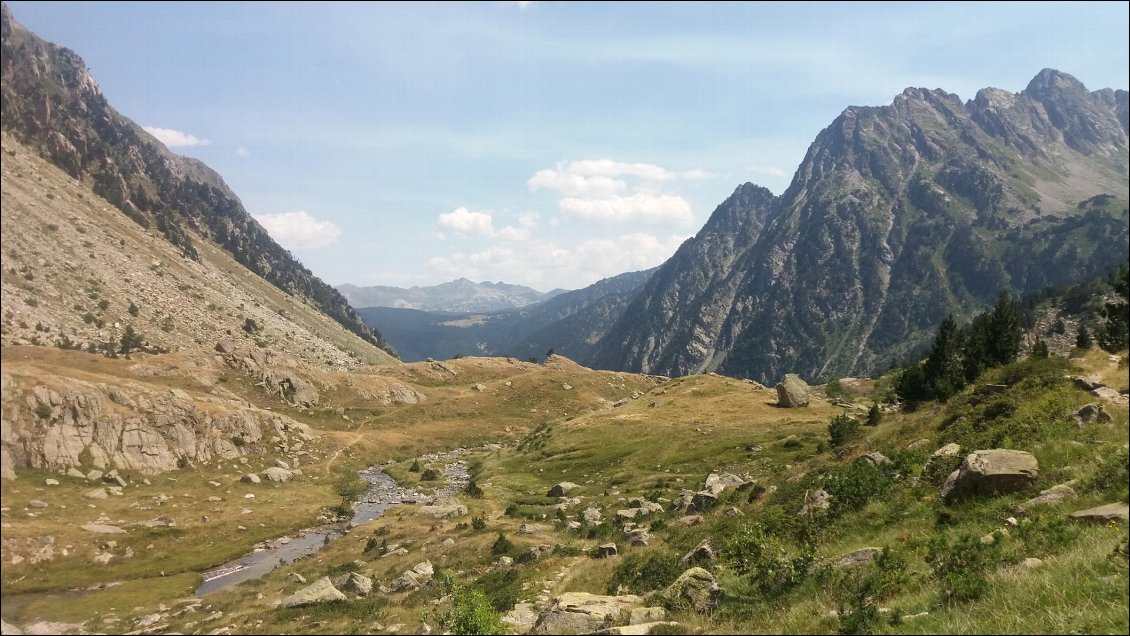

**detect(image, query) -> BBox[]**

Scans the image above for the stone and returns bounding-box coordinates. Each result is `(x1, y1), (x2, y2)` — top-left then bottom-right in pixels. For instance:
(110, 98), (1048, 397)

(595, 543), (618, 558)
(1017, 484), (1077, 512)
(44, 479), (59, 486)
(83, 489), (107, 501)
(287, 572), (307, 584)
(675, 515), (703, 527)
(623, 528), (651, 547)
(496, 556), (513, 567)
(86, 470), (103, 481)
(1, 618), (22, 635)
(1071, 402), (1112, 426)
(417, 499), (467, 519)
(627, 607), (666, 625)
(598, 622), (682, 635)
(562, 383), (573, 391)
(274, 459), (291, 469)
(680, 539), (715, 564)
(530, 592), (644, 634)
(831, 547), (883, 569)
(240, 473), (261, 484)
(688, 491), (718, 513)
(80, 523), (126, 534)
(582, 507), (602, 523)
(860, 452), (891, 468)
(1020, 557), (1044, 570)
(548, 482), (579, 497)
(518, 523), (542, 535)
(775, 374), (811, 408)
(471, 383), (486, 392)
(703, 472), (745, 495)
(340, 572), (374, 597)
(502, 602), (539, 633)
(388, 562), (434, 593)
(799, 488), (832, 516)
(280, 577), (346, 607)
(214, 339), (237, 354)
(660, 567), (722, 612)
(906, 438), (931, 450)
(940, 450), (1039, 504)
(1070, 503), (1129, 524)
(262, 467), (292, 483)
(66, 468), (86, 479)
(28, 500), (47, 509)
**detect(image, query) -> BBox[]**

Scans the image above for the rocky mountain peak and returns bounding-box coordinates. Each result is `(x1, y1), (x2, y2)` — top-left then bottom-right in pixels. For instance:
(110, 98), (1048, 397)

(1024, 68), (1089, 100)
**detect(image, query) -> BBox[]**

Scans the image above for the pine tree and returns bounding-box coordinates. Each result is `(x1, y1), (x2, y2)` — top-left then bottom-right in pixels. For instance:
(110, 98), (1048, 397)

(1098, 264), (1129, 352)
(1076, 326), (1092, 349)
(923, 315), (966, 401)
(986, 291), (1021, 367)
(1031, 337), (1049, 359)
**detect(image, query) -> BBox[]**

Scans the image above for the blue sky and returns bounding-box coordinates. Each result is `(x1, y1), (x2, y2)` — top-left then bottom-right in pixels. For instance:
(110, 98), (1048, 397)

(8, 1), (1129, 291)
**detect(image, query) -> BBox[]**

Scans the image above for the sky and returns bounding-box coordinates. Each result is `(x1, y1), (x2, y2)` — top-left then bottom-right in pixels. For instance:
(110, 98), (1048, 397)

(8, 2), (1129, 292)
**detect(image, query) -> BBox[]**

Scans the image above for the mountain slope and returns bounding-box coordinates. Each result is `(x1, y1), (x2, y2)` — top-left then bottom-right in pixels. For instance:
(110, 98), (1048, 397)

(595, 70), (1129, 383)
(0, 3), (395, 358)
(357, 269), (653, 362)
(339, 278), (563, 313)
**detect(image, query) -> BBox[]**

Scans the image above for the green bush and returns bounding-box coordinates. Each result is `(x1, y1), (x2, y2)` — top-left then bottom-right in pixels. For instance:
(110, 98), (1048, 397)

(409, 458), (421, 472)
(828, 414), (861, 447)
(490, 533), (514, 557)
(444, 579), (505, 635)
(723, 522), (815, 599)
(420, 468), (440, 481)
(471, 516), (487, 531)
(836, 548), (909, 635)
(473, 568), (523, 612)
(926, 532), (1003, 604)
(34, 403), (52, 420)
(606, 551), (683, 595)
(1083, 445), (1129, 499)
(822, 460), (892, 516)
(865, 403), (882, 427)
(465, 479), (483, 498)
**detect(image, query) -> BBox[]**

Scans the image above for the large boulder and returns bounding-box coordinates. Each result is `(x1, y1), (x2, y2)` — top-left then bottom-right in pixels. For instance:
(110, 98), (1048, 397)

(1071, 402), (1112, 426)
(703, 472), (745, 495)
(1017, 483), (1076, 512)
(548, 482), (579, 497)
(417, 498), (467, 519)
(659, 567), (722, 612)
(387, 561), (435, 593)
(530, 592), (644, 634)
(280, 576), (346, 607)
(775, 374), (811, 408)
(338, 572), (373, 597)
(1070, 503), (1129, 524)
(798, 488), (831, 516)
(940, 450), (1039, 504)
(262, 467), (292, 483)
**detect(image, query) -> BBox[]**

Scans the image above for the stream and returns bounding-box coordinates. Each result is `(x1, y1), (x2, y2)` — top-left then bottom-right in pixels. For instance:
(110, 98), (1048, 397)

(195, 453), (470, 595)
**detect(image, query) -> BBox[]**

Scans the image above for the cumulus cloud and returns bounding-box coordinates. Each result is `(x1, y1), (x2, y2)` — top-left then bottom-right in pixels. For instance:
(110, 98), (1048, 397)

(143, 126), (211, 148)
(428, 232), (686, 289)
(236, 146), (251, 157)
(252, 211), (341, 250)
(437, 207), (495, 236)
(528, 159), (709, 224)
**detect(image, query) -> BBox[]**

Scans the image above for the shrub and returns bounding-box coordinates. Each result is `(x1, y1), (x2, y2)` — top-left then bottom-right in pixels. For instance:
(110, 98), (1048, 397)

(471, 516), (487, 531)
(490, 533), (514, 557)
(128, 302), (139, 317)
(444, 578), (505, 635)
(836, 548), (909, 635)
(865, 403), (882, 427)
(473, 568), (523, 612)
(822, 460), (892, 516)
(119, 325), (144, 353)
(606, 551), (683, 595)
(926, 533), (1003, 604)
(723, 522), (815, 599)
(35, 403), (52, 420)
(465, 479), (483, 498)
(409, 459), (421, 473)
(420, 468), (440, 481)
(1075, 326), (1092, 349)
(97, 299), (109, 311)
(828, 414), (860, 447)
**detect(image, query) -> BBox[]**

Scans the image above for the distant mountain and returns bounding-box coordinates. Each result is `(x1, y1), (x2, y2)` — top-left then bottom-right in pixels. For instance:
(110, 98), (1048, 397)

(339, 278), (565, 313)
(0, 3), (396, 360)
(357, 269), (654, 361)
(594, 69), (1129, 383)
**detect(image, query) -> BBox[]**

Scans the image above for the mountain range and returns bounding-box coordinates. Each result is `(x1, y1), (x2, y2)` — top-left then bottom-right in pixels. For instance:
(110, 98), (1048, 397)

(338, 278), (566, 313)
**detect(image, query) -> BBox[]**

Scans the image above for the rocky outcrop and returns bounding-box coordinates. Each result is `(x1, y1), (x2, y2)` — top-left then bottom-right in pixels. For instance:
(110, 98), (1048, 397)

(548, 482), (579, 497)
(387, 561), (434, 593)
(1071, 402), (1112, 426)
(941, 450), (1039, 504)
(530, 593), (645, 634)
(0, 373), (314, 476)
(1017, 484), (1076, 512)
(416, 498), (467, 519)
(1070, 503), (1129, 524)
(775, 375), (811, 407)
(219, 346), (320, 407)
(659, 567), (722, 612)
(280, 577), (346, 607)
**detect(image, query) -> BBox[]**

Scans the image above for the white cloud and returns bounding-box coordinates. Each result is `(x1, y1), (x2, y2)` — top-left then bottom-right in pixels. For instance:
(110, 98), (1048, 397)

(496, 212), (538, 240)
(252, 211), (341, 250)
(236, 146), (251, 157)
(528, 159), (708, 225)
(750, 165), (788, 178)
(428, 232), (686, 290)
(437, 207), (495, 236)
(143, 126), (211, 148)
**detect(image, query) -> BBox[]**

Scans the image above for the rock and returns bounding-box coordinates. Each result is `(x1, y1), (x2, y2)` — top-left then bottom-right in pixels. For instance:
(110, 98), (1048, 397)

(616, 508), (643, 520)
(1071, 402), (1112, 426)
(627, 607), (666, 625)
(798, 488), (832, 516)
(675, 515), (703, 527)
(1020, 557), (1044, 570)
(502, 602), (539, 633)
(65, 468), (86, 479)
(80, 523), (126, 534)
(1, 618), (22, 635)
(287, 572), (307, 584)
(595, 543), (618, 558)
(496, 556), (514, 567)
(562, 383), (572, 391)
(280, 577), (346, 607)
(417, 499), (467, 519)
(1017, 484), (1077, 512)
(262, 467), (292, 483)
(214, 339), (237, 354)
(86, 470), (103, 481)
(471, 383), (486, 392)
(442, 537), (455, 546)
(240, 473), (261, 484)
(860, 452), (891, 468)
(44, 479), (59, 486)
(531, 592), (644, 634)
(775, 374), (811, 408)
(518, 523), (542, 535)
(688, 491), (718, 513)
(680, 539), (715, 564)
(940, 449), (1039, 504)
(703, 472), (745, 495)
(612, 398), (630, 408)
(623, 528), (651, 547)
(831, 547), (883, 569)
(28, 500), (47, 509)
(598, 622), (682, 635)
(1070, 503), (1129, 524)
(566, 521), (581, 531)
(582, 507), (602, 524)
(906, 439), (931, 450)
(660, 567), (722, 612)
(274, 459), (291, 469)
(340, 572), (374, 597)
(388, 561), (435, 593)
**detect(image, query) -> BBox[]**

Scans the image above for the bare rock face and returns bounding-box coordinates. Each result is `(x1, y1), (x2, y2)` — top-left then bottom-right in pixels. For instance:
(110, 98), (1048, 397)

(0, 373), (314, 477)
(1071, 402), (1112, 426)
(280, 577), (346, 607)
(219, 346), (320, 407)
(660, 567), (722, 612)
(941, 450), (1039, 504)
(775, 374), (811, 408)
(531, 592), (644, 634)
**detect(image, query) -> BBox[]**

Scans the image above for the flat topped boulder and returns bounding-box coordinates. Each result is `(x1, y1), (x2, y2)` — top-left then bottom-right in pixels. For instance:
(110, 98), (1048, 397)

(548, 482), (579, 497)
(941, 449), (1039, 504)
(531, 592), (644, 635)
(417, 498), (467, 519)
(280, 576), (346, 607)
(1070, 503), (1129, 524)
(775, 374), (811, 408)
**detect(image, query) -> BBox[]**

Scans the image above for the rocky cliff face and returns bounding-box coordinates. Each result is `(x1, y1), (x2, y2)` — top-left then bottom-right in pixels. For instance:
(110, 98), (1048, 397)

(595, 70), (1129, 382)
(0, 3), (394, 357)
